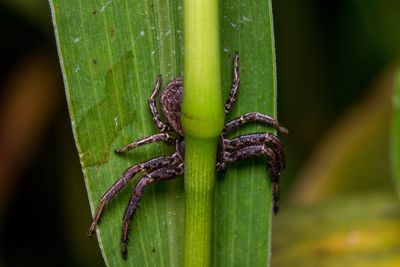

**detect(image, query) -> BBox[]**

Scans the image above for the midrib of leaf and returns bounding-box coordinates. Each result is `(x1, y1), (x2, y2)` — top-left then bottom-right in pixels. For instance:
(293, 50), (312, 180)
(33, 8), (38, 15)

(50, 0), (277, 266)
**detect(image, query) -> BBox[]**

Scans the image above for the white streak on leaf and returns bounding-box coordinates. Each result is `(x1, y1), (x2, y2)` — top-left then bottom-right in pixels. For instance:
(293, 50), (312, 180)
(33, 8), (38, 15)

(100, 0), (112, 12)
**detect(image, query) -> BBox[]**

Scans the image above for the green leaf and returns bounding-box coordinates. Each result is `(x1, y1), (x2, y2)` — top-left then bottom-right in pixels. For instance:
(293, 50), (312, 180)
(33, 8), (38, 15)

(50, 0), (277, 266)
(394, 69), (400, 194)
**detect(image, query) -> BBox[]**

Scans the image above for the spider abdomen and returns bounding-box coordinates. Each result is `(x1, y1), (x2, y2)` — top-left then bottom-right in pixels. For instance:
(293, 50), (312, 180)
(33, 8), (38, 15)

(160, 77), (184, 135)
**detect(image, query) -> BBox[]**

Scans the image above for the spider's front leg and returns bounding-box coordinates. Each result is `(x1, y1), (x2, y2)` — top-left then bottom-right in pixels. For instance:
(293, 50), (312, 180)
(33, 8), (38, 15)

(114, 132), (175, 153)
(120, 163), (184, 259)
(149, 75), (170, 132)
(223, 112), (289, 135)
(218, 143), (283, 214)
(88, 153), (180, 237)
(224, 52), (240, 113)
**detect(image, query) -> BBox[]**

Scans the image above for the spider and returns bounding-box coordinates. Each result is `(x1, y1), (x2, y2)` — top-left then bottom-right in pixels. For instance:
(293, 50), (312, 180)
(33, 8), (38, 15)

(88, 53), (288, 259)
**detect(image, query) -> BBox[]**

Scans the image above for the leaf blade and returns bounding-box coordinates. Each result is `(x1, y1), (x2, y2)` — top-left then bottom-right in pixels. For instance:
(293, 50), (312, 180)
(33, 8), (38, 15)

(214, 1), (277, 266)
(50, 0), (277, 266)
(51, 1), (184, 266)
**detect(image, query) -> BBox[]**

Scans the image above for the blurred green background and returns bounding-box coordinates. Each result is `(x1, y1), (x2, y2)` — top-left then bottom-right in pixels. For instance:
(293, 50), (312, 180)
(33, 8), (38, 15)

(0, 0), (399, 266)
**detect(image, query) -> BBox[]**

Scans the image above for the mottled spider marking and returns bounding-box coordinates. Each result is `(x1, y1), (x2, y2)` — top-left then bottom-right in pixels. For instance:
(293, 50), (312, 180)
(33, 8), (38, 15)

(160, 77), (184, 135)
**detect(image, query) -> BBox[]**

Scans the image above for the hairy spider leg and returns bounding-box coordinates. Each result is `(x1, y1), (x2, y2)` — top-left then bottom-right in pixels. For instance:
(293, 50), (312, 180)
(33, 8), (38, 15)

(114, 133), (175, 153)
(223, 112), (289, 135)
(224, 133), (285, 171)
(149, 75), (170, 132)
(88, 153), (181, 237)
(224, 52), (240, 114)
(121, 164), (184, 259)
(224, 145), (281, 214)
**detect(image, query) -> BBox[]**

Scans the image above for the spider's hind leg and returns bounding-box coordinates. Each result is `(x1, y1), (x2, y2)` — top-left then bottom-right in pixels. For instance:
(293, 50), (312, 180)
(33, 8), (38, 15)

(224, 132), (285, 171)
(120, 164), (184, 259)
(222, 144), (282, 214)
(88, 153), (180, 237)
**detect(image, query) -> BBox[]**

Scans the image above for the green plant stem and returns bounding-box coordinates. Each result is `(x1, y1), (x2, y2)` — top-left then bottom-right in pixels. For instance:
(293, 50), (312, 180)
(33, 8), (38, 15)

(181, 0), (224, 266)
(183, 138), (218, 266)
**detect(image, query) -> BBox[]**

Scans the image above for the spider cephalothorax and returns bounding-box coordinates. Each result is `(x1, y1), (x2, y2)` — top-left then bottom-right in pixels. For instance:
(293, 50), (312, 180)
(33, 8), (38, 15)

(88, 53), (288, 259)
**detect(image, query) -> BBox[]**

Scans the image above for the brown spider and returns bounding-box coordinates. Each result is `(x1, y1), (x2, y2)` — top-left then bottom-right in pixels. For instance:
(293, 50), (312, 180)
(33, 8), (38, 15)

(88, 53), (288, 259)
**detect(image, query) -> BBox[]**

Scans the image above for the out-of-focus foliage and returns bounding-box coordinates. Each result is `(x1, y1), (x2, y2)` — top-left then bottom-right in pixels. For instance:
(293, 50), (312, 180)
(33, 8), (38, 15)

(393, 69), (400, 194)
(274, 0), (400, 192)
(272, 64), (400, 266)
(273, 190), (400, 267)
(290, 64), (395, 204)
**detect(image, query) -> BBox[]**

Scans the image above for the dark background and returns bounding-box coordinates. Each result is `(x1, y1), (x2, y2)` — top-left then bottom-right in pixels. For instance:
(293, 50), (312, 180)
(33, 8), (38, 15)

(0, 0), (399, 266)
